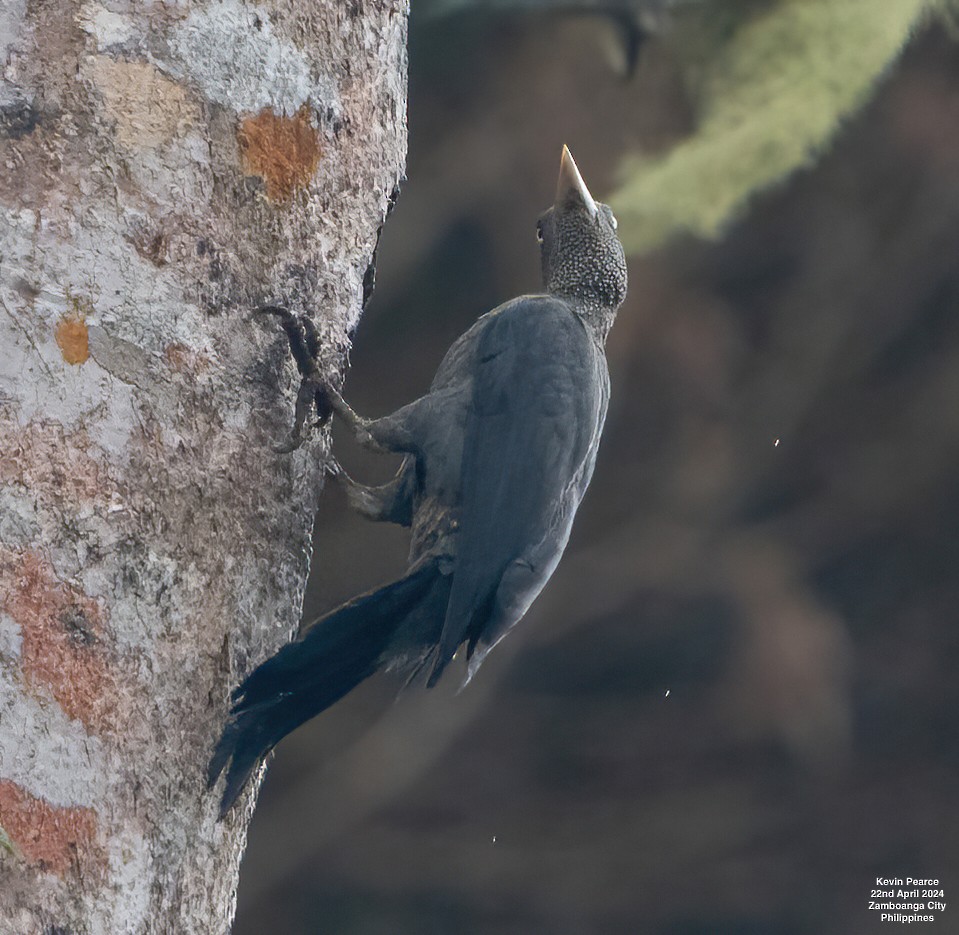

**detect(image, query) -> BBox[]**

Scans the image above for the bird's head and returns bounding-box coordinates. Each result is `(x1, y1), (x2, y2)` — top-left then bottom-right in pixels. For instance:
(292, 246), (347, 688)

(537, 145), (627, 321)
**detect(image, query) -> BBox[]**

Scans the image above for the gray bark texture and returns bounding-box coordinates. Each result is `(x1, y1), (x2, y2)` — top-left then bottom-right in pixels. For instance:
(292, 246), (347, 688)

(0, 0), (407, 931)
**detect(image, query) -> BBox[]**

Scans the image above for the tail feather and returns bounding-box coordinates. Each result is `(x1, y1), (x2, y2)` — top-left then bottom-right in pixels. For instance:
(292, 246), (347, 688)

(210, 561), (444, 817)
(208, 702), (279, 819)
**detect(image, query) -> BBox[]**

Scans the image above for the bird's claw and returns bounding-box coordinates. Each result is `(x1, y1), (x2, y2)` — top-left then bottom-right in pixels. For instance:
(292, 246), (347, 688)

(313, 386), (334, 425)
(256, 303), (338, 448)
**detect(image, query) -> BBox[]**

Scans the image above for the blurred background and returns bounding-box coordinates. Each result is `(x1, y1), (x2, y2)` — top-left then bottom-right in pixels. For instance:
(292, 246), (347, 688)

(236, 2), (959, 932)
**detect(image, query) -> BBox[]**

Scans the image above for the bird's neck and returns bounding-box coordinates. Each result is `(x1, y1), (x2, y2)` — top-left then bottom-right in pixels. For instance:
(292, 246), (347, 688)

(555, 293), (619, 344)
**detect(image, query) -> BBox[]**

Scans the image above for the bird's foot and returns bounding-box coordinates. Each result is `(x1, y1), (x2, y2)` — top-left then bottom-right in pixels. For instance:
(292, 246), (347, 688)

(256, 305), (336, 450)
(255, 305), (386, 453)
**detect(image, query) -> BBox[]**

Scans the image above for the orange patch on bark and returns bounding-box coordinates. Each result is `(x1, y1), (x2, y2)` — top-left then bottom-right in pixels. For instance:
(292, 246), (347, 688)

(0, 781), (102, 876)
(54, 313), (89, 364)
(237, 106), (322, 200)
(0, 549), (118, 733)
(0, 421), (117, 504)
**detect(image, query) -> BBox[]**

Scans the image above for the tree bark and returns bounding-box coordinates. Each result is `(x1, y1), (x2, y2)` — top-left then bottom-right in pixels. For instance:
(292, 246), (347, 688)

(0, 0), (406, 931)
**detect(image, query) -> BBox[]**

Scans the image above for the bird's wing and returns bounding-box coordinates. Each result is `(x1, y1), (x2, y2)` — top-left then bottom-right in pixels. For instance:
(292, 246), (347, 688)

(431, 295), (606, 682)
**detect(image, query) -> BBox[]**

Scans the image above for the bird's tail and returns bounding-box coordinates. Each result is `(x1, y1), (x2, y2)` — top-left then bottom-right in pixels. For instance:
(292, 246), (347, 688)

(208, 560), (449, 817)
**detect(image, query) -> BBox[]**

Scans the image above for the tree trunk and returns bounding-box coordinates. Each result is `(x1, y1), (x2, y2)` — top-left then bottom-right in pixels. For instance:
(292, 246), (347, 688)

(0, 0), (406, 931)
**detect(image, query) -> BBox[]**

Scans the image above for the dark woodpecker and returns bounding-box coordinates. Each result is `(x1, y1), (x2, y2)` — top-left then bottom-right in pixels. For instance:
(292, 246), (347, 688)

(209, 146), (628, 816)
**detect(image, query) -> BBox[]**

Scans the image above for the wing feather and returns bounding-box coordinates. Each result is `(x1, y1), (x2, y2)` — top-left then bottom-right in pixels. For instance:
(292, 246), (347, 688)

(429, 296), (605, 682)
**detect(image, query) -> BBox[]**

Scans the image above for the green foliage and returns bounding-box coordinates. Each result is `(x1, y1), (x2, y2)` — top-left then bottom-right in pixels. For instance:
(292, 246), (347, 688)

(611, 0), (933, 253)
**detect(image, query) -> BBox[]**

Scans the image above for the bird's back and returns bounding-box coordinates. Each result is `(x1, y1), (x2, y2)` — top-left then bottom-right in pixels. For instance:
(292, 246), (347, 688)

(428, 294), (609, 682)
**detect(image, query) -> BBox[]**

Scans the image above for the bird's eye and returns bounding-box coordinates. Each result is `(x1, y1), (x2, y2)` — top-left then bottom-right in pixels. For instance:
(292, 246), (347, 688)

(611, 216), (618, 230)
(535, 223), (544, 243)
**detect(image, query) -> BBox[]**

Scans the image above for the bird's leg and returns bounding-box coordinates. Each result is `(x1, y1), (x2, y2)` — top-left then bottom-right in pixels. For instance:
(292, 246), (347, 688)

(257, 305), (416, 455)
(320, 384), (417, 454)
(320, 385), (376, 447)
(327, 458), (391, 521)
(324, 457), (414, 526)
(256, 306), (332, 452)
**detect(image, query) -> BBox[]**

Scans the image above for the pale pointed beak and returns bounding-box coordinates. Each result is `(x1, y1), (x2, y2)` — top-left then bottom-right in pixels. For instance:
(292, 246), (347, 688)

(555, 145), (598, 219)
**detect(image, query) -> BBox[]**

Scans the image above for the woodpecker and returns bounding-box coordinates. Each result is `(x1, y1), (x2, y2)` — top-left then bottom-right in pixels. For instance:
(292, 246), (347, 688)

(209, 146), (628, 816)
